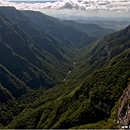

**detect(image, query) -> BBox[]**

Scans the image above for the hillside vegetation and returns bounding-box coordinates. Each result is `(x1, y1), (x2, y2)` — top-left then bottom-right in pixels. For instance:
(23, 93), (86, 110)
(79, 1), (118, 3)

(0, 7), (130, 129)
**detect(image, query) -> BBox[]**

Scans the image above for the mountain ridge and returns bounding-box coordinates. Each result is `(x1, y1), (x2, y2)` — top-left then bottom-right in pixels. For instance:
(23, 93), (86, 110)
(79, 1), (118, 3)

(62, 20), (115, 39)
(21, 10), (97, 48)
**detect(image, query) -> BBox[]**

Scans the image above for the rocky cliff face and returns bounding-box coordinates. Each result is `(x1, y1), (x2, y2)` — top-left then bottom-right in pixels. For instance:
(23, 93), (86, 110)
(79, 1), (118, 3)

(97, 45), (111, 60)
(117, 85), (130, 128)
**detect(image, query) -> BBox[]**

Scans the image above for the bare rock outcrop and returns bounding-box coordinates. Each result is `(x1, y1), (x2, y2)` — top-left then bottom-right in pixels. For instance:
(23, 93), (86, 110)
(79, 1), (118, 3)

(117, 85), (130, 128)
(97, 45), (111, 60)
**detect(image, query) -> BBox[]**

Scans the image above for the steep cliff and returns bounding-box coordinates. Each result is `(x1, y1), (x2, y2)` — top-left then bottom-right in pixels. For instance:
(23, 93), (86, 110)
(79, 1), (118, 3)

(117, 84), (130, 128)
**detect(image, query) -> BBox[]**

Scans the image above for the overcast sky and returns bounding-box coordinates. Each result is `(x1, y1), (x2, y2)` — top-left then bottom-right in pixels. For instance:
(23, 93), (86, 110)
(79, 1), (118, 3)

(0, 0), (130, 18)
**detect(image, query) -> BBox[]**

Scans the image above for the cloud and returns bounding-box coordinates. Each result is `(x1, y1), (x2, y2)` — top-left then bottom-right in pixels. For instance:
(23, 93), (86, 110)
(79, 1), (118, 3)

(0, 0), (130, 17)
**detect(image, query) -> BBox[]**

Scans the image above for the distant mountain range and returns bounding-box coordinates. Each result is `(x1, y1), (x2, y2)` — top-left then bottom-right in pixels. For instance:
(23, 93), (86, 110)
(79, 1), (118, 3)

(56, 15), (130, 30)
(21, 10), (97, 48)
(62, 20), (114, 39)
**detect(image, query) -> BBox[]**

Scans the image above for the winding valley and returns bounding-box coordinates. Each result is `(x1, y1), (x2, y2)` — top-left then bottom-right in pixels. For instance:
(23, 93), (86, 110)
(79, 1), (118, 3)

(0, 6), (130, 129)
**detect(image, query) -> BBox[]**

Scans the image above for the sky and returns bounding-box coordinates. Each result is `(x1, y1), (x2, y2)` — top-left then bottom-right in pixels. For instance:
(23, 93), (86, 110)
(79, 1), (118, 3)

(0, 0), (130, 18)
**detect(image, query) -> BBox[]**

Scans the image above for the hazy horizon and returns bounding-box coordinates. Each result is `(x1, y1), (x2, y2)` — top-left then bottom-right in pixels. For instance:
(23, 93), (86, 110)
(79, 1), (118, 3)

(0, 0), (130, 19)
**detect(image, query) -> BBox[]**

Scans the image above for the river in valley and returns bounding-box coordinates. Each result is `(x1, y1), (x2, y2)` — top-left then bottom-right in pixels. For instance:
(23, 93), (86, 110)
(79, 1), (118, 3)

(63, 62), (76, 82)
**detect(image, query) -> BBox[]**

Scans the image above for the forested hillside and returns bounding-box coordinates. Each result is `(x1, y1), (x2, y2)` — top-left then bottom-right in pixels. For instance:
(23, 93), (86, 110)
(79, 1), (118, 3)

(20, 10), (97, 48)
(62, 20), (115, 39)
(0, 6), (130, 129)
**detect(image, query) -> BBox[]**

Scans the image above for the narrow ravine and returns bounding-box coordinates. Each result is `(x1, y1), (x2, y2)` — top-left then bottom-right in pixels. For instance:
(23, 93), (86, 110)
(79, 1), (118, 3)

(63, 62), (76, 82)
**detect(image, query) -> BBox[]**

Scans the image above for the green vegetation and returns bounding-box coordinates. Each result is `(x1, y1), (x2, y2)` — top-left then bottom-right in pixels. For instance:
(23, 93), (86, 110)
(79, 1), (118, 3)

(5, 56), (130, 129)
(0, 7), (130, 129)
(62, 20), (115, 39)
(20, 10), (97, 48)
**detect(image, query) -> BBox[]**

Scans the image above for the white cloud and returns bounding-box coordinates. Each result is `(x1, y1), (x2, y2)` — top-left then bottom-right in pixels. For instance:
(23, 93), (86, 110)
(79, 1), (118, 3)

(0, 0), (130, 17)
